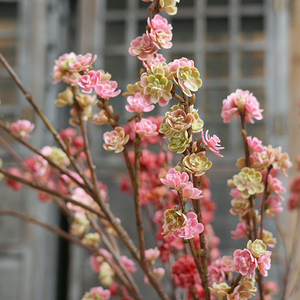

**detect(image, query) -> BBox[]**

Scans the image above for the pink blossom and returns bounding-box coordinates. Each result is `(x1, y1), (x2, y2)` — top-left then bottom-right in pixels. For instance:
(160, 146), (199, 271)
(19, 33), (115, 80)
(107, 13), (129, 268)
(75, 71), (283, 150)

(59, 127), (77, 141)
(231, 221), (248, 240)
(94, 80), (121, 99)
(125, 93), (154, 113)
(103, 127), (129, 153)
(173, 212), (204, 239)
(121, 256), (137, 274)
(90, 249), (113, 273)
(129, 34), (158, 60)
(86, 287), (111, 300)
(233, 248), (257, 279)
(290, 176), (300, 193)
(221, 255), (235, 273)
(221, 89), (263, 123)
(144, 53), (166, 68)
(268, 175), (285, 201)
(208, 258), (226, 285)
(264, 281), (280, 296)
(135, 118), (158, 137)
(264, 196), (283, 216)
(201, 130), (224, 157)
(258, 251), (271, 276)
(6, 168), (22, 191)
(169, 57), (194, 71)
(160, 168), (189, 189)
(145, 247), (160, 261)
(147, 14), (173, 49)
(69, 53), (97, 72)
(180, 181), (203, 199)
(11, 120), (35, 139)
(144, 267), (165, 284)
(288, 193), (300, 210)
(52, 52), (76, 84)
(68, 187), (94, 217)
(247, 136), (265, 153)
(78, 70), (102, 93)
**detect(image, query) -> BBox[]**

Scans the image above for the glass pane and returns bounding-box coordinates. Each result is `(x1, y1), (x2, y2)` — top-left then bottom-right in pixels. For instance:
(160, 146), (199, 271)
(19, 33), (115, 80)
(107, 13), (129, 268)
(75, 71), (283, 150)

(0, 78), (17, 105)
(0, 3), (18, 30)
(240, 51), (264, 77)
(241, 0), (263, 4)
(0, 39), (17, 66)
(247, 123), (265, 141)
(105, 21), (126, 45)
(104, 55), (126, 80)
(206, 18), (229, 43)
(204, 88), (229, 115)
(241, 16), (264, 42)
(139, 1), (151, 9)
(207, 0), (228, 5)
(172, 19), (194, 43)
(179, 0), (194, 7)
(106, 0), (126, 10)
(138, 20), (147, 37)
(206, 52), (229, 78)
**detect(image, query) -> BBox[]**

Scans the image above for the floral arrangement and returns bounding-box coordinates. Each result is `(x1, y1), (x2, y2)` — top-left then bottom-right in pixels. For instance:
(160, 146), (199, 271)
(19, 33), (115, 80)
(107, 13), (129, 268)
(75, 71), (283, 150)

(0, 1), (295, 299)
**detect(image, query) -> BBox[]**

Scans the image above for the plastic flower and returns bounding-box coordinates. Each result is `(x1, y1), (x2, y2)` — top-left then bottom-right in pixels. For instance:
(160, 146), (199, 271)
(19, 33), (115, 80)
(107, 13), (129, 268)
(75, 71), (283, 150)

(247, 136), (265, 153)
(233, 248), (257, 279)
(70, 215), (90, 237)
(162, 208), (187, 237)
(125, 92), (154, 113)
(145, 247), (160, 261)
(129, 34), (158, 60)
(180, 181), (203, 200)
(94, 80), (121, 99)
(172, 212), (204, 239)
(103, 127), (129, 153)
(231, 167), (264, 199)
(98, 262), (115, 286)
(231, 221), (248, 240)
(147, 14), (173, 49)
(78, 70), (103, 93)
(121, 256), (137, 274)
(81, 286), (111, 300)
(11, 119), (35, 139)
(55, 87), (74, 107)
(230, 197), (250, 216)
(6, 167), (22, 191)
(267, 174), (285, 201)
(201, 130), (224, 157)
(221, 89), (263, 123)
(264, 196), (283, 217)
(259, 229), (277, 248)
(221, 256), (235, 273)
(92, 110), (111, 125)
(257, 251), (271, 276)
(160, 168), (189, 189)
(41, 146), (70, 168)
(247, 239), (267, 258)
(209, 282), (231, 298)
(169, 58), (202, 96)
(52, 52), (76, 84)
(168, 131), (192, 154)
(159, 0), (180, 15)
(135, 118), (158, 137)
(182, 153), (212, 176)
(69, 53), (97, 72)
(139, 66), (173, 106)
(172, 255), (199, 288)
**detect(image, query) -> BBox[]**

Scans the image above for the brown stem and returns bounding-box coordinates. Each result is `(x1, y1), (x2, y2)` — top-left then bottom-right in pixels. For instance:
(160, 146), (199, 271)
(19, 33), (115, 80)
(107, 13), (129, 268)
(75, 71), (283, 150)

(88, 215), (143, 300)
(0, 210), (90, 250)
(0, 168), (106, 219)
(134, 135), (146, 263)
(228, 274), (242, 294)
(259, 166), (272, 239)
(0, 116), (90, 195)
(0, 53), (92, 190)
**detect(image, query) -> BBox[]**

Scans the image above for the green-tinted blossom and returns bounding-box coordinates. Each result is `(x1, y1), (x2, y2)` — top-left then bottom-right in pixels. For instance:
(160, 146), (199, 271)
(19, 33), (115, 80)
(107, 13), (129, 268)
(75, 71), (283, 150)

(55, 87), (74, 107)
(162, 208), (187, 237)
(168, 131), (192, 154)
(182, 153), (212, 176)
(231, 167), (264, 199)
(247, 239), (267, 258)
(190, 105), (204, 133)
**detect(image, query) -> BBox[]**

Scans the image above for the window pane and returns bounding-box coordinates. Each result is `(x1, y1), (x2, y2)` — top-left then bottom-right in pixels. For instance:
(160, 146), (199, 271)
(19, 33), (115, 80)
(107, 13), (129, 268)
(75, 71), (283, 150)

(106, 0), (126, 10)
(206, 18), (229, 43)
(240, 51), (264, 77)
(0, 3), (18, 31)
(179, 0), (194, 7)
(0, 78), (17, 105)
(207, 0), (228, 6)
(206, 52), (229, 78)
(104, 55), (126, 80)
(241, 0), (263, 4)
(241, 16), (264, 42)
(172, 19), (194, 43)
(204, 88), (229, 115)
(106, 21), (126, 45)
(0, 39), (17, 66)
(138, 20), (147, 37)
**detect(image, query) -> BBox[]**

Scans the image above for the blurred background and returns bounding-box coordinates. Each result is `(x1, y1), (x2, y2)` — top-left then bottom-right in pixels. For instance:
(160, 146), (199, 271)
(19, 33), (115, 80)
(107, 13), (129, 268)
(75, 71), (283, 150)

(0, 0), (299, 299)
